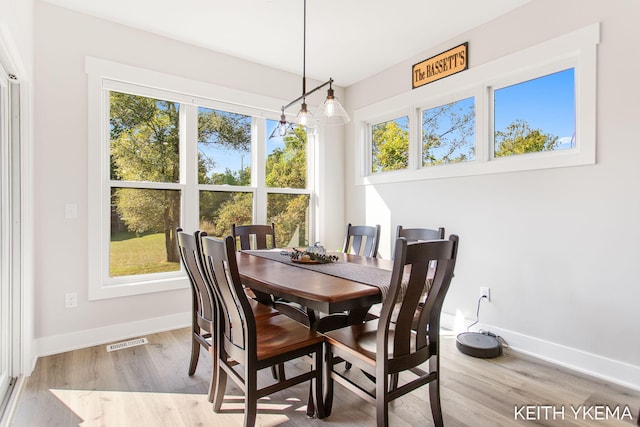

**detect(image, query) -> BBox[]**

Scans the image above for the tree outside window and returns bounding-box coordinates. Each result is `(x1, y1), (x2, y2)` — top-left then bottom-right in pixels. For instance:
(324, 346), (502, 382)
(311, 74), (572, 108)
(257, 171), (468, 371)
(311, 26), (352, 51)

(371, 116), (409, 173)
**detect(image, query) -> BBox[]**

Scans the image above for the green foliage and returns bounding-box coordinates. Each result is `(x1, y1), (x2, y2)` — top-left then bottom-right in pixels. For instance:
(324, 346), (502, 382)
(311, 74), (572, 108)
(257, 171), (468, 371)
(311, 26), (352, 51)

(268, 194), (310, 247)
(110, 93), (179, 182)
(110, 92), (181, 263)
(198, 108), (251, 152)
(265, 126), (307, 189)
(198, 108), (251, 185)
(494, 119), (558, 157)
(265, 126), (309, 246)
(371, 120), (409, 172)
(200, 192), (253, 238)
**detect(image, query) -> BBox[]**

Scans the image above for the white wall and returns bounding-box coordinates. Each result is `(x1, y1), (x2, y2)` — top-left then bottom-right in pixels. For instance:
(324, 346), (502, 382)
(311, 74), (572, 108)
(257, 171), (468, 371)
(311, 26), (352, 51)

(344, 0), (640, 389)
(32, 2), (345, 355)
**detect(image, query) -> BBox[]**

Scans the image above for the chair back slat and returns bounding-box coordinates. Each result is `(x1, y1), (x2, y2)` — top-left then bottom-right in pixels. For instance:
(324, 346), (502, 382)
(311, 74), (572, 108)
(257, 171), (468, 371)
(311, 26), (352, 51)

(378, 236), (458, 360)
(232, 223), (276, 250)
(177, 229), (215, 322)
(201, 235), (255, 354)
(342, 223), (381, 258)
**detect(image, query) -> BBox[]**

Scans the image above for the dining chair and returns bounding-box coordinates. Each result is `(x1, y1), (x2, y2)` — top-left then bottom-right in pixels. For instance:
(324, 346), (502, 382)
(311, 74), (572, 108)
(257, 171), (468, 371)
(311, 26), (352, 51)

(176, 228), (279, 402)
(232, 223), (313, 326)
(200, 235), (326, 426)
(176, 228), (219, 403)
(342, 223), (381, 258)
(232, 223), (277, 250)
(323, 235), (459, 427)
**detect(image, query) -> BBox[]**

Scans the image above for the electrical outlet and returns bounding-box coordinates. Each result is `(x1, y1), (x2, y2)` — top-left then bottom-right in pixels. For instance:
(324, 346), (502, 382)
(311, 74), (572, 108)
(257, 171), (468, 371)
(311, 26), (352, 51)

(65, 292), (78, 308)
(480, 287), (490, 301)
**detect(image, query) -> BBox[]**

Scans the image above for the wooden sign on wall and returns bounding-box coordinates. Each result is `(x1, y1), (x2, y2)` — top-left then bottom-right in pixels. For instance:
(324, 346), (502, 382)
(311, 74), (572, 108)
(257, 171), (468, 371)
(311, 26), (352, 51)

(412, 42), (468, 89)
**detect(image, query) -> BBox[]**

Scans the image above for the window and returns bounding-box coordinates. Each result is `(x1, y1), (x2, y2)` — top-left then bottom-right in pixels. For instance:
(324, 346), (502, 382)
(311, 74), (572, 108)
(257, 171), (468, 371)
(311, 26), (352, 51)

(109, 93), (182, 278)
(493, 69), (575, 158)
(265, 121), (310, 247)
(87, 58), (314, 299)
(371, 115), (409, 173)
(422, 97), (475, 166)
(354, 24), (598, 185)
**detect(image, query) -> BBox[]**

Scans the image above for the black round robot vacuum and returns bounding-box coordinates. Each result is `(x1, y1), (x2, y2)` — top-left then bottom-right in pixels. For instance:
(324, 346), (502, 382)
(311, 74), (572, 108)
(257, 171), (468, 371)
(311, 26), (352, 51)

(456, 332), (503, 358)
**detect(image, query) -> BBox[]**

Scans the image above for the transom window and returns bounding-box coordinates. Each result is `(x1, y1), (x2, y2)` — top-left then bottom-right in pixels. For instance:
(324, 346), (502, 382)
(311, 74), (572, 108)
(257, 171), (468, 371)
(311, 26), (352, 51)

(422, 96), (475, 166)
(371, 115), (409, 173)
(355, 24), (598, 185)
(493, 68), (575, 158)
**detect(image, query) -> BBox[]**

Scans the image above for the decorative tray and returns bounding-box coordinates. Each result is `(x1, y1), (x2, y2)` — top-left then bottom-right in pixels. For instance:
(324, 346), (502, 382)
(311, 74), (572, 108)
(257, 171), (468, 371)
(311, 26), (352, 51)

(281, 248), (339, 264)
(291, 258), (320, 264)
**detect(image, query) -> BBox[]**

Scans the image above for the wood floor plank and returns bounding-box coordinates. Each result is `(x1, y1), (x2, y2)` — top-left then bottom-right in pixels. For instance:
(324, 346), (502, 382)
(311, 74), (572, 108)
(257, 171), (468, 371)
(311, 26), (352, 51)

(9, 328), (639, 426)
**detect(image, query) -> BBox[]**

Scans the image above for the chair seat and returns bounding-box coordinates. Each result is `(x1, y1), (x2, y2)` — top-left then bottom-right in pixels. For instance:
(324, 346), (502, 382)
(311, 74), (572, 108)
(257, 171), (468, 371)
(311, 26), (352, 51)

(255, 314), (325, 361)
(324, 319), (417, 366)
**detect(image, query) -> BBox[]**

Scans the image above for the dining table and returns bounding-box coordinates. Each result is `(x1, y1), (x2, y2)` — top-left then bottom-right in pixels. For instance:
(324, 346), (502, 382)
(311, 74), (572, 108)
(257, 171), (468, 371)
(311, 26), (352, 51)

(235, 249), (394, 330)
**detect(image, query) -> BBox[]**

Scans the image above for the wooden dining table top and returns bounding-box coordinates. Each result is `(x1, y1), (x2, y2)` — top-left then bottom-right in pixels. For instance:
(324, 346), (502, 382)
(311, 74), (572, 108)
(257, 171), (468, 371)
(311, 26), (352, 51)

(235, 251), (392, 315)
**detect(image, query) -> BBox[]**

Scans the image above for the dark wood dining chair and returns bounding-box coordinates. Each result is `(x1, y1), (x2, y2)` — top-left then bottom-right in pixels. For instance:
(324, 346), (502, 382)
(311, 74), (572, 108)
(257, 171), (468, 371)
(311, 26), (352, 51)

(200, 235), (326, 426)
(232, 223), (276, 250)
(176, 228), (219, 403)
(324, 235), (459, 427)
(176, 228), (278, 402)
(342, 223), (381, 258)
(232, 223), (313, 326)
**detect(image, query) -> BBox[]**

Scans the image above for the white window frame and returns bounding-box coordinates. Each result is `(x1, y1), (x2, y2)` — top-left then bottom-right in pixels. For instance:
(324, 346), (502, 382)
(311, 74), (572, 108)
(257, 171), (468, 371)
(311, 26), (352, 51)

(355, 23), (599, 185)
(86, 58), (315, 300)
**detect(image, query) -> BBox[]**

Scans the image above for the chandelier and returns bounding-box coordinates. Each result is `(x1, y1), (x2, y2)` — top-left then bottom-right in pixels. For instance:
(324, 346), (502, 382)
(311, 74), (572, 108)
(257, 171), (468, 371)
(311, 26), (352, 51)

(269, 0), (350, 139)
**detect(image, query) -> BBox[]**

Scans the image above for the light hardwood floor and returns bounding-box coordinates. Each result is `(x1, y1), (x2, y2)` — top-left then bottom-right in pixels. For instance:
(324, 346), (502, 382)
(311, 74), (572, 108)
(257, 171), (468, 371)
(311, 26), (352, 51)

(10, 328), (639, 426)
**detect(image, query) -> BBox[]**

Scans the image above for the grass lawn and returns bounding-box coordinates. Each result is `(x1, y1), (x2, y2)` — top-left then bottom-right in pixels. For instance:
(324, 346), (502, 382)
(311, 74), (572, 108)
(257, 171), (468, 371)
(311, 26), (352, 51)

(110, 232), (180, 277)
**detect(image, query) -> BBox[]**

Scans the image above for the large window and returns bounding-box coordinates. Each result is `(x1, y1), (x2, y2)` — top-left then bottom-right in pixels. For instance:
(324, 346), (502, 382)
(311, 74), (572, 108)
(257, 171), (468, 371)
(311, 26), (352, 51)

(355, 24), (598, 184)
(87, 59), (314, 299)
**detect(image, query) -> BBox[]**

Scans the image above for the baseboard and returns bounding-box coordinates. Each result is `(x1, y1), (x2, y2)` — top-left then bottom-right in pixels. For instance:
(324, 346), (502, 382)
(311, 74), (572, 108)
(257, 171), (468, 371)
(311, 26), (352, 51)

(441, 311), (640, 392)
(35, 312), (191, 358)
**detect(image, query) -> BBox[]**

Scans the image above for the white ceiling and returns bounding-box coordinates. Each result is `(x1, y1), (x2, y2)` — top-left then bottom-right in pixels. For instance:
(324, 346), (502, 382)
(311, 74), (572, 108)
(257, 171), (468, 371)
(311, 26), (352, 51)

(41, 0), (530, 86)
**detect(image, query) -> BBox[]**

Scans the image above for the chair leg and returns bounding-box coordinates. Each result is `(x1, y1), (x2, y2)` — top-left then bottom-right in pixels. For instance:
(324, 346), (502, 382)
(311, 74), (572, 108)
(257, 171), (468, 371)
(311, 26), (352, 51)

(244, 367), (258, 427)
(306, 379), (315, 417)
(429, 355), (443, 427)
(313, 348), (326, 419)
(272, 363), (286, 380)
(188, 334), (200, 376)
(375, 375), (389, 427)
(212, 360), (227, 412)
(390, 373), (398, 390)
(207, 346), (218, 403)
(323, 347), (334, 417)
(429, 379), (443, 427)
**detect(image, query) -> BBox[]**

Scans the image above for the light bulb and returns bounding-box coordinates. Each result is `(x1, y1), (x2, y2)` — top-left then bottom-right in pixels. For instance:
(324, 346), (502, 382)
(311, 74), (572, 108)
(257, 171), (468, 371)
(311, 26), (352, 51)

(298, 102), (309, 127)
(325, 98), (336, 117)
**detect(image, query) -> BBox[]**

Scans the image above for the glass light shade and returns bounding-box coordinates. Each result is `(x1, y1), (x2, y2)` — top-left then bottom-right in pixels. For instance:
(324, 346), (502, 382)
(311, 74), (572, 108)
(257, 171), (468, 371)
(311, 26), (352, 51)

(314, 92), (350, 126)
(296, 102), (317, 128)
(268, 116), (294, 139)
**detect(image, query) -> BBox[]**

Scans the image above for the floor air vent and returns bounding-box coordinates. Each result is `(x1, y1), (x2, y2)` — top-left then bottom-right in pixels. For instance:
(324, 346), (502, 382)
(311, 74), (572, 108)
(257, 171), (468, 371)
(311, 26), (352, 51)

(106, 337), (148, 352)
